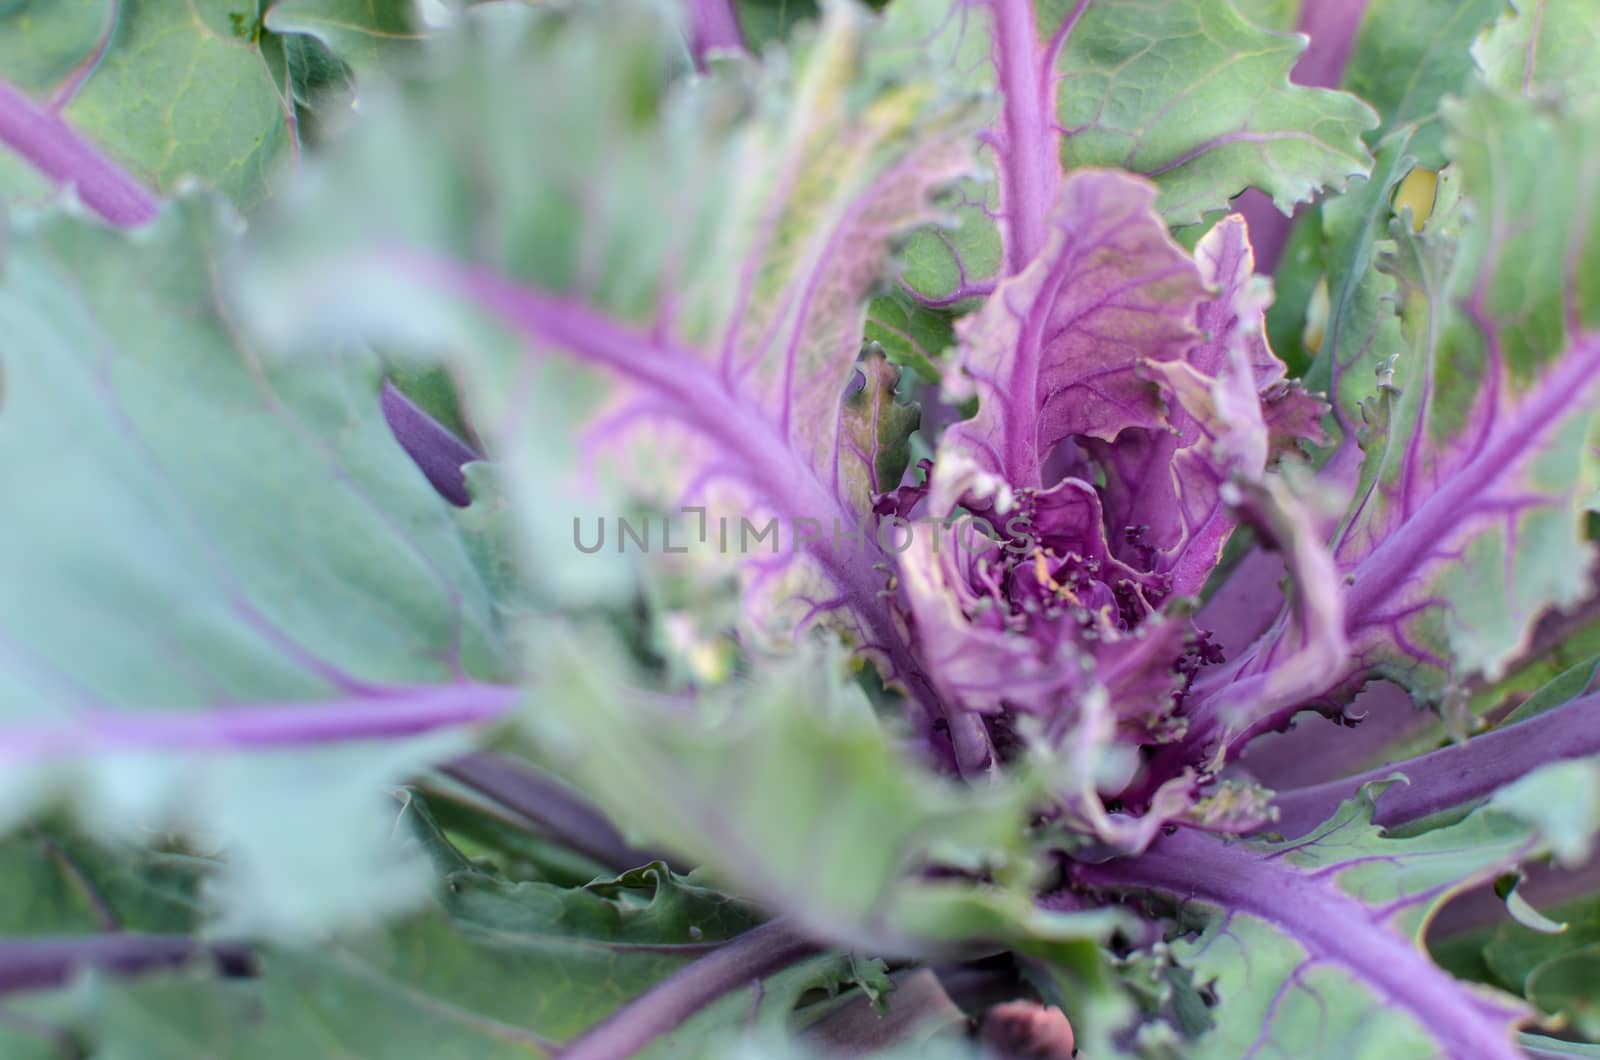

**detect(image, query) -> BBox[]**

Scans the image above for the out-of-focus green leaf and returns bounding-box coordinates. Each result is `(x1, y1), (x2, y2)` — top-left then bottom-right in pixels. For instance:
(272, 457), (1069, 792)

(1474, 0), (1600, 105)
(523, 628), (1120, 957)
(0, 792), (863, 1056)
(237, 0), (984, 660)
(0, 826), (202, 935)
(0, 0), (113, 91)
(1343, 0), (1503, 166)
(0, 197), (511, 936)
(263, 0), (426, 74)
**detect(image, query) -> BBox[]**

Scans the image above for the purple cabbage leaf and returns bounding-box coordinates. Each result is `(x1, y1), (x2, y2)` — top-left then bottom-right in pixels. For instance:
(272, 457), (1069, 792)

(6, 0), (1600, 1054)
(238, 0), (983, 729)
(1077, 767), (1600, 1060)
(1175, 85), (1600, 776)
(872, 0), (1378, 327)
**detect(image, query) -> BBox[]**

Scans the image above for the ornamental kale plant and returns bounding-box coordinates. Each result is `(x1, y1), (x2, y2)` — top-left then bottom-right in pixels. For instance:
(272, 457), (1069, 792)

(4, 0), (1600, 1056)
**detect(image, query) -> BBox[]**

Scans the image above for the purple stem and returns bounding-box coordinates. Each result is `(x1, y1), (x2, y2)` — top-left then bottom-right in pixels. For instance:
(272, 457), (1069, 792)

(683, 0), (744, 67)
(381, 382), (480, 508)
(1074, 827), (1525, 1060)
(1196, 547), (1287, 659)
(558, 920), (819, 1060)
(441, 752), (669, 872)
(1182, 333), (1600, 767)
(1237, 0), (1372, 272)
(0, 935), (251, 996)
(986, 0), (1061, 274)
(1266, 690), (1600, 840)
(1289, 0), (1371, 93)
(0, 78), (158, 228)
(0, 683), (519, 761)
(404, 252), (955, 760)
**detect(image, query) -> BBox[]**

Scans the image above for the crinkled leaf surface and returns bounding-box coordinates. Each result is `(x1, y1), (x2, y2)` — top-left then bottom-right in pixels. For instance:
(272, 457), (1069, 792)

(523, 628), (1123, 959)
(0, 197), (511, 934)
(1080, 773), (1600, 1059)
(941, 168), (1206, 487)
(239, 0), (985, 712)
(0, 0), (428, 209)
(1330, 88), (1600, 699)
(0, 794), (850, 1057)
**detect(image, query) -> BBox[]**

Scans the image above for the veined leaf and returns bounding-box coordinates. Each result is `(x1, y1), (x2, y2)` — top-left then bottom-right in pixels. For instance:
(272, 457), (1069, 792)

(1182, 85), (1600, 763)
(523, 627), (1123, 959)
(240, 0), (986, 722)
(0, 0), (427, 213)
(0, 197), (512, 935)
(1474, 0), (1600, 105)
(1077, 774), (1600, 1058)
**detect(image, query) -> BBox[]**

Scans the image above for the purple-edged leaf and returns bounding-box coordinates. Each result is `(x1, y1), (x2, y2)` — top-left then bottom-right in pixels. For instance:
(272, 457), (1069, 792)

(0, 197), (514, 936)
(1329, 88), (1600, 699)
(1073, 780), (1600, 1059)
(1095, 215), (1328, 598)
(938, 169), (1207, 490)
(240, 0), (981, 708)
(877, 0), (1377, 316)
(1473, 0), (1600, 106)
(1181, 87), (1600, 769)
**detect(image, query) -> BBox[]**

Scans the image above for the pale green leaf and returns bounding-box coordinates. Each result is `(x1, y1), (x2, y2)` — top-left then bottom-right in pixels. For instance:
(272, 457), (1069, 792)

(1474, 0), (1600, 105)
(0, 197), (511, 935)
(1331, 88), (1600, 698)
(520, 627), (1123, 955)
(1343, 0), (1503, 166)
(1055, 0), (1377, 224)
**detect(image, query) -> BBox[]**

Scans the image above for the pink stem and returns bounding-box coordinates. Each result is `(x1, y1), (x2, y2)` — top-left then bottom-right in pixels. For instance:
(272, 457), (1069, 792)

(0, 683), (519, 760)
(0, 78), (159, 228)
(683, 0), (744, 67)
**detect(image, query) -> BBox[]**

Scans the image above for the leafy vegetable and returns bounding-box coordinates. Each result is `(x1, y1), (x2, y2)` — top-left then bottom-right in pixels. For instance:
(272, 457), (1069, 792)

(4, 0), (1600, 1055)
